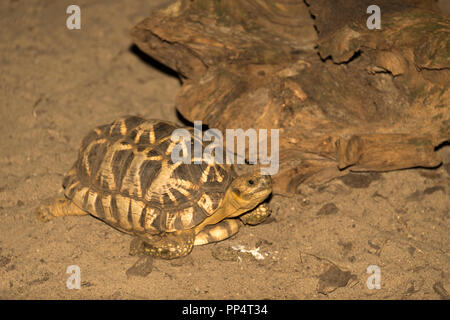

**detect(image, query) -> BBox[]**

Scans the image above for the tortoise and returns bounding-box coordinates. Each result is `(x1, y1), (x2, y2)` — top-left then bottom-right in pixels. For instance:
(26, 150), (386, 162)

(36, 116), (272, 259)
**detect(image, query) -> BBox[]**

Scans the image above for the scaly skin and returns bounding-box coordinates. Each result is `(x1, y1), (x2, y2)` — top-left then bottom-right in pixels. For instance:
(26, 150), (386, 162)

(36, 196), (88, 222)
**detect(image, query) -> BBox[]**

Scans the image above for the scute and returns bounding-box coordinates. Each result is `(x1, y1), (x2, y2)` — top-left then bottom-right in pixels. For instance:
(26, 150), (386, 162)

(63, 116), (233, 235)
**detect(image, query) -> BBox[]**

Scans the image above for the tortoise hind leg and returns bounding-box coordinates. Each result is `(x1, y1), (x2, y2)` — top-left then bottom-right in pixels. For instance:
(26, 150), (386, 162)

(36, 196), (88, 222)
(194, 219), (240, 246)
(130, 229), (195, 259)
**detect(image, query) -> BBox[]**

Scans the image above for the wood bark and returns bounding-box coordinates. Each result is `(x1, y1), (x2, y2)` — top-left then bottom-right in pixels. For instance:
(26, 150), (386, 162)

(131, 0), (449, 194)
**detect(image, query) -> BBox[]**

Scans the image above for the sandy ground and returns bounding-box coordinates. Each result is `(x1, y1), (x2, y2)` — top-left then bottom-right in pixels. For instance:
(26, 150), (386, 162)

(0, 0), (449, 299)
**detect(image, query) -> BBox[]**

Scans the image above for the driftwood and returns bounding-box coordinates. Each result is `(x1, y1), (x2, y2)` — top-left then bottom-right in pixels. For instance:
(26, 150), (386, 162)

(131, 0), (449, 194)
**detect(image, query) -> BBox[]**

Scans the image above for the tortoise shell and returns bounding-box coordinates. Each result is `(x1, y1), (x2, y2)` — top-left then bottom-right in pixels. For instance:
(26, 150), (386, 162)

(62, 116), (233, 236)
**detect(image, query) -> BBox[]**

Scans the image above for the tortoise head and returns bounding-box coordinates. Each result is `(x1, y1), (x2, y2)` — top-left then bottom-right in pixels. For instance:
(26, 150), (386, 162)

(227, 172), (272, 215)
(193, 172), (272, 234)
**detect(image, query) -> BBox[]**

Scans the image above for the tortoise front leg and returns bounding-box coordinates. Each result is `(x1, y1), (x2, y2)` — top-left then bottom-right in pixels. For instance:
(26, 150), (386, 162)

(194, 204), (271, 246)
(194, 219), (240, 246)
(239, 203), (272, 225)
(36, 196), (88, 222)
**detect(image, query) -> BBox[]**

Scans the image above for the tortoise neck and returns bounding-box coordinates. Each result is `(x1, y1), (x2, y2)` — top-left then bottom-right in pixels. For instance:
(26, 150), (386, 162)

(193, 189), (242, 234)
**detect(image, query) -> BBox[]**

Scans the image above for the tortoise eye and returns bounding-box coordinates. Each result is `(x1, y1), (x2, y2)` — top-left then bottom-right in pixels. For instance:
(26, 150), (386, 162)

(248, 179), (255, 185)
